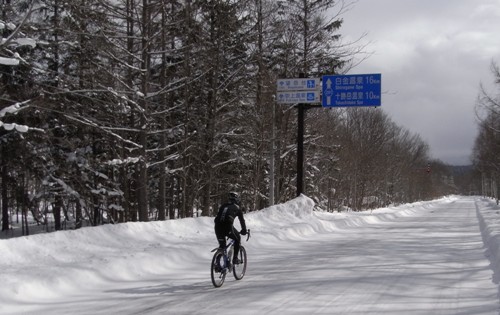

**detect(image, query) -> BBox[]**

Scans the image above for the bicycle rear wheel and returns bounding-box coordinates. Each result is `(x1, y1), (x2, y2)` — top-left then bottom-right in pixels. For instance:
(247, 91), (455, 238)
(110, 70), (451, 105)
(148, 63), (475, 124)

(233, 246), (247, 280)
(211, 251), (226, 287)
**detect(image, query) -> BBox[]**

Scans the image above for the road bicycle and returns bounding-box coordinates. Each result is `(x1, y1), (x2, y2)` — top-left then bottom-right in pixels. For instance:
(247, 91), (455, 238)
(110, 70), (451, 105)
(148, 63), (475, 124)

(210, 229), (250, 288)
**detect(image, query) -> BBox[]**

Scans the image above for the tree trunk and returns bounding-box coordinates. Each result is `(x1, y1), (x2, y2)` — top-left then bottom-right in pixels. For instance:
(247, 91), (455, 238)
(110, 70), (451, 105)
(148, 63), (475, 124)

(53, 195), (62, 231)
(137, 0), (151, 222)
(1, 147), (9, 231)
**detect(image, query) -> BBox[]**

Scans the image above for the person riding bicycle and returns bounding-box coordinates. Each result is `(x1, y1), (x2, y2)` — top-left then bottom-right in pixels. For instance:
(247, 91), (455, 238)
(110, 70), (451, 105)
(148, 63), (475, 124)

(214, 192), (247, 265)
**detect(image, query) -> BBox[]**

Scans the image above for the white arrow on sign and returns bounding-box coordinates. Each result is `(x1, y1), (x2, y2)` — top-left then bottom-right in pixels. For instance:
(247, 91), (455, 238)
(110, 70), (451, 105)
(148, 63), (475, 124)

(325, 78), (333, 106)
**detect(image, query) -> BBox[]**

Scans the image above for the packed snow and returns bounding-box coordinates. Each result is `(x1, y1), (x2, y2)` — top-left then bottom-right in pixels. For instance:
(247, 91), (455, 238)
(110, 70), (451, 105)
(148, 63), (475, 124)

(1, 195), (499, 314)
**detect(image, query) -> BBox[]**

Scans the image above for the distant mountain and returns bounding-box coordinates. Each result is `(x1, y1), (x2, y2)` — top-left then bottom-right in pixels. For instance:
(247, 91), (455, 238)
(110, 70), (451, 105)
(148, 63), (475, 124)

(447, 165), (477, 195)
(448, 165), (474, 176)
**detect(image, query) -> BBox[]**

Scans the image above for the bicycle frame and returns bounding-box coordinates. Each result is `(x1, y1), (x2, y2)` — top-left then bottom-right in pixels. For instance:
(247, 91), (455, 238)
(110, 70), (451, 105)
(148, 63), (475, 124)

(211, 230), (251, 266)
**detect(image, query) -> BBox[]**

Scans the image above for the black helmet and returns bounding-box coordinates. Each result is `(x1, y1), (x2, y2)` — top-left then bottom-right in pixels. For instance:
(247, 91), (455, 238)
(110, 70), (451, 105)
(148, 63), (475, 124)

(228, 192), (240, 205)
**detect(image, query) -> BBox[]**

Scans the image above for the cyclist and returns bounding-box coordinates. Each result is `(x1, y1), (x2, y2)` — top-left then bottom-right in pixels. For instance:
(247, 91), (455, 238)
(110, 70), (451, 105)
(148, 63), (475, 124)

(214, 192), (247, 265)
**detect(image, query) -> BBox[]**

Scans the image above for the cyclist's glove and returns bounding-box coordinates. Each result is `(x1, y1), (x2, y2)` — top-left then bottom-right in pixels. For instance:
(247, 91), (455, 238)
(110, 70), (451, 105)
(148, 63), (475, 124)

(240, 229), (247, 235)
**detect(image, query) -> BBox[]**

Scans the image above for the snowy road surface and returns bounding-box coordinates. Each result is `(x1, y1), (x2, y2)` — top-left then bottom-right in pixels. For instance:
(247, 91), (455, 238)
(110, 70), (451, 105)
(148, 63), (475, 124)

(1, 196), (499, 314)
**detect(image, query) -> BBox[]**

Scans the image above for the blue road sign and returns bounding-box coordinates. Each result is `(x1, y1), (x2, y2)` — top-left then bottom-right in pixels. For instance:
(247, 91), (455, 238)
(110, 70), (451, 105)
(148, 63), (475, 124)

(322, 74), (381, 107)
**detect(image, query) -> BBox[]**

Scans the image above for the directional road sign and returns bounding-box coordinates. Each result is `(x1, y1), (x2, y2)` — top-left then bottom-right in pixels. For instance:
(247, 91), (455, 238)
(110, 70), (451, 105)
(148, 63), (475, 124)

(276, 77), (321, 104)
(277, 90), (321, 104)
(277, 78), (320, 92)
(322, 74), (381, 107)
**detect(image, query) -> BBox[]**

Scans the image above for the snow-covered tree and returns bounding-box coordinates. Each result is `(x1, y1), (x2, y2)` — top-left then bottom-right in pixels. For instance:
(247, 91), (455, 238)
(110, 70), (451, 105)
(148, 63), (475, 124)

(0, 0), (41, 232)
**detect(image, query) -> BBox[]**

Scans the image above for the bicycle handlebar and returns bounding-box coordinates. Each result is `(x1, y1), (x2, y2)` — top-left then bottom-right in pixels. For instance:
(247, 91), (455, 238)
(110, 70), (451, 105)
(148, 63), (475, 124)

(245, 229), (251, 242)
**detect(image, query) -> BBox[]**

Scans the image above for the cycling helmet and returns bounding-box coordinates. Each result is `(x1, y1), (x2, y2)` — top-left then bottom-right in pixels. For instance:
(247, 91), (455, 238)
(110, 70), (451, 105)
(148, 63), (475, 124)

(228, 192), (240, 205)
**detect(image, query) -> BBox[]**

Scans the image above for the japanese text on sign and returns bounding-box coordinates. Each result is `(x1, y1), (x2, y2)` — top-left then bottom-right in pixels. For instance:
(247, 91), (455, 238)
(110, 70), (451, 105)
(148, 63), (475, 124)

(322, 74), (381, 107)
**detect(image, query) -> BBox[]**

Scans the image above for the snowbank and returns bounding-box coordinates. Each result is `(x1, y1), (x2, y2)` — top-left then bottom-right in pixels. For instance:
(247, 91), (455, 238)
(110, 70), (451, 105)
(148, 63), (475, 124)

(475, 197), (500, 283)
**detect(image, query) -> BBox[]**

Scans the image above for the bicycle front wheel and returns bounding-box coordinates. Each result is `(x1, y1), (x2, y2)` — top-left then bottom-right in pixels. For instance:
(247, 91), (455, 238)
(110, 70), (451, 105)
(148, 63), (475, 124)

(211, 251), (226, 287)
(233, 246), (247, 280)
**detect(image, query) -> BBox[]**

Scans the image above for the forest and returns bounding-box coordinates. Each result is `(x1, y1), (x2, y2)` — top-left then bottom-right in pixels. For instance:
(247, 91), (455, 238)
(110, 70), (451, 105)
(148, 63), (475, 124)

(473, 62), (500, 203)
(0, 0), (474, 236)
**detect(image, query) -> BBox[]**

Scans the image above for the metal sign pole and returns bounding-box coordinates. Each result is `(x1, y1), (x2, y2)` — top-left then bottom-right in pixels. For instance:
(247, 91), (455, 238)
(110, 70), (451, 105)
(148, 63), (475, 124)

(297, 102), (305, 197)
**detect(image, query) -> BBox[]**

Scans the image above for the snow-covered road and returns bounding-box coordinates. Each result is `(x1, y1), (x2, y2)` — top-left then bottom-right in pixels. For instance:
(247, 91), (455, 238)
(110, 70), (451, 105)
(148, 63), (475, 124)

(1, 196), (499, 314)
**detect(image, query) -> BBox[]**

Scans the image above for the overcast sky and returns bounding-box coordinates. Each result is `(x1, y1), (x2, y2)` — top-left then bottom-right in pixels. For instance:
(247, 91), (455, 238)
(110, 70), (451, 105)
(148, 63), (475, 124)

(339, 0), (500, 165)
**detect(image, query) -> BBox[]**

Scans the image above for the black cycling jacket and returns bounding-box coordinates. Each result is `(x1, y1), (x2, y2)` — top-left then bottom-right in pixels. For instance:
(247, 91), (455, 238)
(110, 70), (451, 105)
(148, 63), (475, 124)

(214, 202), (247, 231)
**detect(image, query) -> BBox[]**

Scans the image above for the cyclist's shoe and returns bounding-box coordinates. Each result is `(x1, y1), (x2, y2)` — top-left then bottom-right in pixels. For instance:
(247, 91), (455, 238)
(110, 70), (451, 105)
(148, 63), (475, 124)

(214, 263), (222, 272)
(232, 258), (241, 265)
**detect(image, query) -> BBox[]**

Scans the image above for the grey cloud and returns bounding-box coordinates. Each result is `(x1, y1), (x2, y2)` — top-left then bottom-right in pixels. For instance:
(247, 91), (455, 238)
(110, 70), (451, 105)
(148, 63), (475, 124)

(340, 0), (500, 165)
